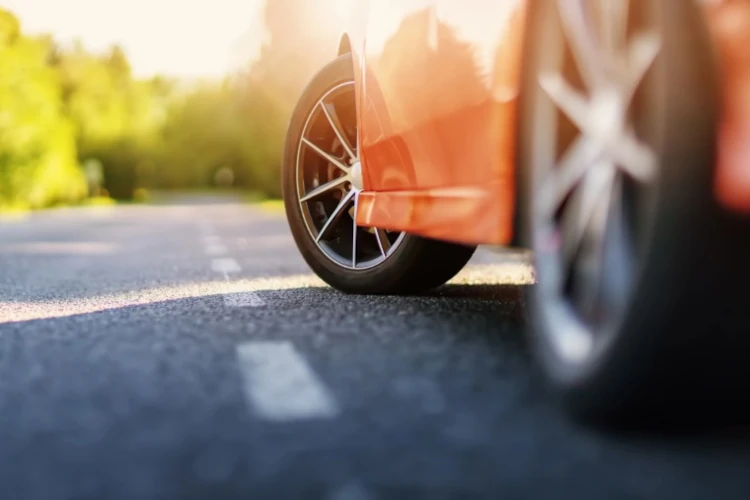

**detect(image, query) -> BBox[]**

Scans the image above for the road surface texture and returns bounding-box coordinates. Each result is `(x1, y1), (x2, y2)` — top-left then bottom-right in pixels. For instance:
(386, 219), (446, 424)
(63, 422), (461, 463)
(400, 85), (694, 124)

(1, 196), (749, 500)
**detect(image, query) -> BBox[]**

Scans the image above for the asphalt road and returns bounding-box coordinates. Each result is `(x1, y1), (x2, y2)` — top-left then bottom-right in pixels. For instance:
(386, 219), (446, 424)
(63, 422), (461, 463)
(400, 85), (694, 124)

(1, 196), (749, 500)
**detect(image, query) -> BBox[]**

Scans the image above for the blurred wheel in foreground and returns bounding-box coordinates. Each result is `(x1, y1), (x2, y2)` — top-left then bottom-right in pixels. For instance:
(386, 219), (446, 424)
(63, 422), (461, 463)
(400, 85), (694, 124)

(521, 0), (750, 424)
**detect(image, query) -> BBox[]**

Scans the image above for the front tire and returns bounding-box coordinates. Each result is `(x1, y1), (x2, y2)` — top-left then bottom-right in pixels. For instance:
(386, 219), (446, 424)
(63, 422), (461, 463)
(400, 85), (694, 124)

(520, 0), (750, 423)
(282, 54), (476, 295)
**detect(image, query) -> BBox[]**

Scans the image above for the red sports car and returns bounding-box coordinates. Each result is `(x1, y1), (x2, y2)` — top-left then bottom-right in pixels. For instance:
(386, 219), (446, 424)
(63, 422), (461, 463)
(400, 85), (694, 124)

(282, 0), (750, 422)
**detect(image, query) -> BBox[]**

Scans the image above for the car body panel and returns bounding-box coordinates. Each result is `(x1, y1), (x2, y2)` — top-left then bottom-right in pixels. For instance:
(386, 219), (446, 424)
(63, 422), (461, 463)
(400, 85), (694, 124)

(704, 0), (750, 214)
(348, 0), (750, 246)
(350, 0), (526, 245)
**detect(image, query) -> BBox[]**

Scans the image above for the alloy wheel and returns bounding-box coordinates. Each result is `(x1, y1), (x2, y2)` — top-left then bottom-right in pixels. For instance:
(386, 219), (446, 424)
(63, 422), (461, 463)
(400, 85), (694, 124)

(530, 0), (662, 364)
(295, 81), (405, 270)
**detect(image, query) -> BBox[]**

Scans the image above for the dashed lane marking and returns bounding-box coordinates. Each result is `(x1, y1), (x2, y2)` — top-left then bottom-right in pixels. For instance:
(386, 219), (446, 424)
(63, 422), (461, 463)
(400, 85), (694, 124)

(236, 341), (340, 421)
(205, 243), (228, 256)
(211, 257), (241, 275)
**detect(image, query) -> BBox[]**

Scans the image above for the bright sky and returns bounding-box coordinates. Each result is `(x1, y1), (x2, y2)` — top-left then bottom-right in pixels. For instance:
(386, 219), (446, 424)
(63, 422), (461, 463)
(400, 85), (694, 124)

(2, 0), (267, 79)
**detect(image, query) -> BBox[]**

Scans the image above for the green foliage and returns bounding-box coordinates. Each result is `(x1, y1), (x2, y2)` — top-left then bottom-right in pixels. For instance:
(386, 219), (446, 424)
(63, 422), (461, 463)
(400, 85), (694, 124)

(0, 9), (86, 210)
(0, 0), (339, 209)
(52, 43), (169, 199)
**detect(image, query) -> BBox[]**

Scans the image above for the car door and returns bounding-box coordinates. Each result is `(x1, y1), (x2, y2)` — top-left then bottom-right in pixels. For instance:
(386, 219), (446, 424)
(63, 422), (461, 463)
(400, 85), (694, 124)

(431, 0), (526, 187)
(357, 0), (527, 244)
(358, 0), (442, 192)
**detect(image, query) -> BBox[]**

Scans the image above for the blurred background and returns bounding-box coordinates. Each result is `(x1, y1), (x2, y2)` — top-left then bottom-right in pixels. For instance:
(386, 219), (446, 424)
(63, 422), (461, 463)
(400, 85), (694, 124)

(0, 0), (346, 212)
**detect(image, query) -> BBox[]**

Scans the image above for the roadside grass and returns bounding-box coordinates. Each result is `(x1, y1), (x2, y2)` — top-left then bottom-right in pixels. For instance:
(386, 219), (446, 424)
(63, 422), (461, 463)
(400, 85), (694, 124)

(0, 194), (141, 220)
(0, 188), (284, 219)
(256, 198), (285, 214)
(82, 196), (118, 207)
(241, 191), (284, 214)
(132, 188), (284, 213)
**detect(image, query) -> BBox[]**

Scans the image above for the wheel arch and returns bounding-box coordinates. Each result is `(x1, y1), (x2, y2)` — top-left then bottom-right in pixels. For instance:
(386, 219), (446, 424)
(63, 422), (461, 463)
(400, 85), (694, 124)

(337, 33), (352, 56)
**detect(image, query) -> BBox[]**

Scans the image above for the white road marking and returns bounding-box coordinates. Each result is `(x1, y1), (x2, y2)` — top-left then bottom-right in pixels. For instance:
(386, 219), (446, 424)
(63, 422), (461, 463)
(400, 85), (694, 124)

(223, 292), (266, 307)
(211, 257), (241, 275)
(205, 243), (228, 256)
(236, 341), (340, 421)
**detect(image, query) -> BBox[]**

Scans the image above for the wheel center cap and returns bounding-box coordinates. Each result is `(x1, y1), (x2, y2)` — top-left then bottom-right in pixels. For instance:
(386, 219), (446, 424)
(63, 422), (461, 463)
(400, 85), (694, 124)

(350, 160), (363, 191)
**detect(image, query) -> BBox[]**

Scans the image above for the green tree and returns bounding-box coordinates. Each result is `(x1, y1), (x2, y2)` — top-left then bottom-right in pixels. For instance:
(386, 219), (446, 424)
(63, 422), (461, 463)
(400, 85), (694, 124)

(214, 0), (341, 197)
(1, 0), (347, 210)
(0, 8), (86, 210)
(54, 43), (168, 199)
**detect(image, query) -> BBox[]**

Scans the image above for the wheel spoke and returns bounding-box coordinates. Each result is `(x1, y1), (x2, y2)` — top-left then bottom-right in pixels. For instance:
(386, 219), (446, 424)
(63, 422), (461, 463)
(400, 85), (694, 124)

(375, 228), (391, 258)
(302, 137), (351, 174)
(572, 164), (618, 318)
(536, 136), (600, 218)
(561, 162), (617, 277)
(320, 101), (356, 161)
(599, 0), (630, 58)
(539, 71), (591, 132)
(611, 130), (657, 182)
(300, 175), (350, 203)
(316, 189), (355, 243)
(351, 192), (359, 267)
(625, 32), (660, 97)
(556, 0), (607, 89)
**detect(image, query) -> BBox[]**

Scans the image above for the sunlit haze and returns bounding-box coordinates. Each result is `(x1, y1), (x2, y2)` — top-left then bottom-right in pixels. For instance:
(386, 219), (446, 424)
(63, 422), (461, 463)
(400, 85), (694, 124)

(2, 0), (267, 79)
